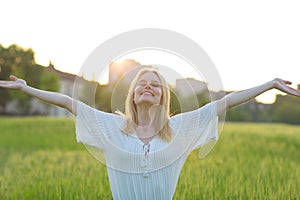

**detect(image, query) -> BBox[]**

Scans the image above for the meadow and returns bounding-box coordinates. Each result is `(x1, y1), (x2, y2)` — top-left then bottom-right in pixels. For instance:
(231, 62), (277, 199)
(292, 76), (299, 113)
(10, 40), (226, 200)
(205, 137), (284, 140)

(0, 117), (299, 200)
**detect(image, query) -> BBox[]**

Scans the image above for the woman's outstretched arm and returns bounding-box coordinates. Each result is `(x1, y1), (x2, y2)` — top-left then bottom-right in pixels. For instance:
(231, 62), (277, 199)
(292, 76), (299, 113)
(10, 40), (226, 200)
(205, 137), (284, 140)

(216, 78), (300, 116)
(0, 75), (77, 115)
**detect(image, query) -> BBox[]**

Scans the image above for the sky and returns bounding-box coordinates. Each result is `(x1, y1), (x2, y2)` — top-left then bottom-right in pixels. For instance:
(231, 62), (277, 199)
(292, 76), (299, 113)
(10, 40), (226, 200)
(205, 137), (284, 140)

(1, 0), (300, 103)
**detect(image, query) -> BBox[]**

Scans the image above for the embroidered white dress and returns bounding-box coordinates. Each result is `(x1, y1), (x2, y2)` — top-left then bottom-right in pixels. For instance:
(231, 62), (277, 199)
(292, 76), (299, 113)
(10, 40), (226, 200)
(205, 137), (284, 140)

(76, 101), (219, 200)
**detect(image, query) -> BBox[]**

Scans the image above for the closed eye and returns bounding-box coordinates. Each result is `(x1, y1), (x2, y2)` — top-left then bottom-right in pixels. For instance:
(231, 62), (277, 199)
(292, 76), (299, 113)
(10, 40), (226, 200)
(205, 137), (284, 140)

(137, 80), (161, 87)
(150, 82), (161, 87)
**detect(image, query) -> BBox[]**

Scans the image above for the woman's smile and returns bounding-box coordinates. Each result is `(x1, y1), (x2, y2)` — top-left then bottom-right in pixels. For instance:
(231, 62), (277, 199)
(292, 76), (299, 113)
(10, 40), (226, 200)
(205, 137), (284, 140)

(134, 72), (162, 105)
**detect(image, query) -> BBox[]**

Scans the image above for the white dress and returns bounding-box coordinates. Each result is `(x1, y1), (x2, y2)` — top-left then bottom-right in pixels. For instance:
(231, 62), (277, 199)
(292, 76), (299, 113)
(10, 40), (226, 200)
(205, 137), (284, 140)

(76, 101), (219, 200)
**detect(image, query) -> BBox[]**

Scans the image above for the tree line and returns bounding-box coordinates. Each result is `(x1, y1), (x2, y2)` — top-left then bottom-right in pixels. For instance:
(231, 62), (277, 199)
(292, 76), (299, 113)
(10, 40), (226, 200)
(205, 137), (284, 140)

(1, 44), (299, 124)
(88, 81), (300, 124)
(0, 44), (60, 114)
(226, 94), (300, 124)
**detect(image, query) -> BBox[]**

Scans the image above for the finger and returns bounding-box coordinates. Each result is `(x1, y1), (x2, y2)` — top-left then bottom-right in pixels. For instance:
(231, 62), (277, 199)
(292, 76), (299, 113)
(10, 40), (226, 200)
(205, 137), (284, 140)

(9, 75), (17, 81)
(284, 80), (292, 85)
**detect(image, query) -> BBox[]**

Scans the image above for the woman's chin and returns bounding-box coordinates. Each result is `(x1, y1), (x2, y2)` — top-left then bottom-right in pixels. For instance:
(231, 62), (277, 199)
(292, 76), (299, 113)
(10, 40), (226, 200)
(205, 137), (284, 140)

(136, 99), (158, 106)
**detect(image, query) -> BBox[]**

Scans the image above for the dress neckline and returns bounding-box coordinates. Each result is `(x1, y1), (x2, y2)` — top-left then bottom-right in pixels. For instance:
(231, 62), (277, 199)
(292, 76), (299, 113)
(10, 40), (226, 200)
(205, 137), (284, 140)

(131, 132), (158, 146)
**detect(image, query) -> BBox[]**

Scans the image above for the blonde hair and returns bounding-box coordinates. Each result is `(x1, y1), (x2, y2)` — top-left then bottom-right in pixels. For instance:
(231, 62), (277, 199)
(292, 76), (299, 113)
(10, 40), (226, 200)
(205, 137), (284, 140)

(117, 67), (172, 142)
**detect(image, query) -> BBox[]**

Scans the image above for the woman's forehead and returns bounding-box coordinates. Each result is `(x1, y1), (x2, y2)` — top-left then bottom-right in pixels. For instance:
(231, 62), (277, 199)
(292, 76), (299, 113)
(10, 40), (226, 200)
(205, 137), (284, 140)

(138, 72), (160, 82)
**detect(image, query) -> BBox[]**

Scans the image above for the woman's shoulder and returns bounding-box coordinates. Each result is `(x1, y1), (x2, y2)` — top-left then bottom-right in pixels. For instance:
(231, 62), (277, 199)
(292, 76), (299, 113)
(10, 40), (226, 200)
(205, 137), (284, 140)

(77, 101), (125, 125)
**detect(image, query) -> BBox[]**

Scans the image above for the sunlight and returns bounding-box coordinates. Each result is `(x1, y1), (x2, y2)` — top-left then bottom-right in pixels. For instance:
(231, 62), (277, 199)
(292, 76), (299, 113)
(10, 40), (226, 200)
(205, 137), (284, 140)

(112, 49), (204, 85)
(255, 90), (277, 104)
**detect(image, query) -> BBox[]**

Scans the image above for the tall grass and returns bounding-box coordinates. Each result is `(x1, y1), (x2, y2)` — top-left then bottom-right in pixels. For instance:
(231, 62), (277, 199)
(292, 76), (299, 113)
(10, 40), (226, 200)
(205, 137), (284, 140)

(0, 118), (299, 199)
(174, 123), (300, 199)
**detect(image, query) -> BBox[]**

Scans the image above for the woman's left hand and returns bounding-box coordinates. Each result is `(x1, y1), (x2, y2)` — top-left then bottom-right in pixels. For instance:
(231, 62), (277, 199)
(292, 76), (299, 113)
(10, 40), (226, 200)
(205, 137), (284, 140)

(272, 78), (300, 97)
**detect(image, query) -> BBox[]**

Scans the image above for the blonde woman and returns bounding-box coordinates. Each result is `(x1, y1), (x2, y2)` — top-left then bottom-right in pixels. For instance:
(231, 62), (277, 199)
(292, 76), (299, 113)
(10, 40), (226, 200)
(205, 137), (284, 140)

(0, 67), (299, 199)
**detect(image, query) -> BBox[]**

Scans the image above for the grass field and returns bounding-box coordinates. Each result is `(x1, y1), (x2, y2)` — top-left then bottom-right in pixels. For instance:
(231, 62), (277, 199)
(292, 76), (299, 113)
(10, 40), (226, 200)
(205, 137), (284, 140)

(0, 117), (299, 200)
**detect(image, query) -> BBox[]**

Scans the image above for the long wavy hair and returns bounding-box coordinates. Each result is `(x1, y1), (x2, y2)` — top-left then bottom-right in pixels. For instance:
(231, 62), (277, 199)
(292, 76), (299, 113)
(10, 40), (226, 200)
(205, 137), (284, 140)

(117, 67), (172, 142)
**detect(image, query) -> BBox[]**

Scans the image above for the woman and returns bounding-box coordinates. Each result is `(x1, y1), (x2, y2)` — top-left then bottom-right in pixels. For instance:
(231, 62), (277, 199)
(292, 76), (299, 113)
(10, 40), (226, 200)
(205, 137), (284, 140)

(0, 67), (299, 199)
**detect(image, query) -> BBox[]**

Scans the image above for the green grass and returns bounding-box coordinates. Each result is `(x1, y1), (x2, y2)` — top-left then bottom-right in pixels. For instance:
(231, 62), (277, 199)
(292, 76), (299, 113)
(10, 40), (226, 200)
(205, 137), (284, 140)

(0, 118), (299, 200)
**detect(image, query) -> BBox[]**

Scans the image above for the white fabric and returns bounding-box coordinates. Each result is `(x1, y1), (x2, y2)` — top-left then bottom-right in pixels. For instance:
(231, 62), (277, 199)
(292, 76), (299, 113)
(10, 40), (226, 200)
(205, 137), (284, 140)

(76, 101), (219, 200)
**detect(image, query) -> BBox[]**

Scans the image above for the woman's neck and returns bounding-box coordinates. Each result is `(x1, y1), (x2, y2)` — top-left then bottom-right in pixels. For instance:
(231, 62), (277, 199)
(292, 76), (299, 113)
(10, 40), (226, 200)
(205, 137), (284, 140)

(136, 104), (153, 126)
(135, 104), (158, 144)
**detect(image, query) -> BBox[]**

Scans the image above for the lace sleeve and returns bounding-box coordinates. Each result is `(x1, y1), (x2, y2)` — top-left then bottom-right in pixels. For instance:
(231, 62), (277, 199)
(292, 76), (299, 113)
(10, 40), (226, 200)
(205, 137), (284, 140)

(75, 101), (114, 150)
(170, 101), (219, 157)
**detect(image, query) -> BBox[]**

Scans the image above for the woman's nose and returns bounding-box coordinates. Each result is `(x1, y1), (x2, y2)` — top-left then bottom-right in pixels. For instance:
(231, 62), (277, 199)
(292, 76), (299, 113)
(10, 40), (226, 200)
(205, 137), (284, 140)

(144, 82), (151, 89)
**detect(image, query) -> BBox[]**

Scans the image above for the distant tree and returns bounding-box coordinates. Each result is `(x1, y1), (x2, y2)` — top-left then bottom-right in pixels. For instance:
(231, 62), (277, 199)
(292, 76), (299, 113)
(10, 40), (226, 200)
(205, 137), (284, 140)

(0, 44), (36, 113)
(95, 84), (113, 113)
(75, 78), (99, 107)
(0, 44), (60, 114)
(196, 91), (210, 107)
(271, 95), (300, 124)
(39, 68), (60, 92)
(0, 44), (13, 112)
(169, 88), (181, 115)
(226, 105), (252, 122)
(169, 89), (210, 115)
(109, 79), (130, 114)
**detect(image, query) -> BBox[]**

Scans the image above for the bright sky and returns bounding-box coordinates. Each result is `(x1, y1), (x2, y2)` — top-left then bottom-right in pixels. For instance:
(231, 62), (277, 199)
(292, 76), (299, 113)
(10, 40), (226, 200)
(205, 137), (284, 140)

(1, 0), (300, 103)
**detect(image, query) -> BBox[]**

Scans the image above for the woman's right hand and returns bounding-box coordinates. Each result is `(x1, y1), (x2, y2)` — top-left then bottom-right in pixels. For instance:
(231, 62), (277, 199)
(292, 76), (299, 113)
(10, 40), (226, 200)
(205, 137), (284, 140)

(0, 75), (27, 91)
(271, 78), (300, 97)
(0, 75), (77, 114)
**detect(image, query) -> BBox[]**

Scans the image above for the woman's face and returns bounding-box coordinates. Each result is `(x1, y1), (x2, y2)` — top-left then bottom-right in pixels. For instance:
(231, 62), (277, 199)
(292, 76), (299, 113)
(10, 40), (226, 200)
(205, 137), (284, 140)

(133, 72), (162, 106)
